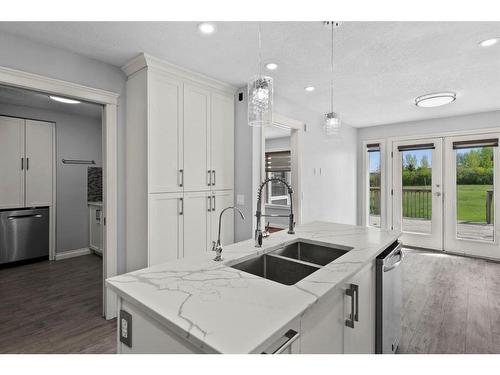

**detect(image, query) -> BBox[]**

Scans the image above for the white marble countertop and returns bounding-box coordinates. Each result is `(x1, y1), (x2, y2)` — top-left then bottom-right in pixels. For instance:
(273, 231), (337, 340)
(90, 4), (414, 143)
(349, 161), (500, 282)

(106, 221), (399, 353)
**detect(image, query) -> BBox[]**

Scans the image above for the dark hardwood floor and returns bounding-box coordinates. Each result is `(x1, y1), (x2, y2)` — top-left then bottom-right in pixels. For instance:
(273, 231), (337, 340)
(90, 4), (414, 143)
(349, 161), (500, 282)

(0, 254), (116, 353)
(399, 248), (500, 354)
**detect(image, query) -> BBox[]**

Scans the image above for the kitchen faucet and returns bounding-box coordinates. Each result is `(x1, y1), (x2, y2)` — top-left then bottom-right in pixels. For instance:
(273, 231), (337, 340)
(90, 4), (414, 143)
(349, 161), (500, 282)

(255, 177), (294, 247)
(212, 206), (245, 261)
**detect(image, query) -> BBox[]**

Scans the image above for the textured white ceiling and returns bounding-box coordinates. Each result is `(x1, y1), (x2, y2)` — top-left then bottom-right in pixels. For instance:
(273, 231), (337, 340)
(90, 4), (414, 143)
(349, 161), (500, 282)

(0, 21), (499, 127)
(0, 85), (102, 118)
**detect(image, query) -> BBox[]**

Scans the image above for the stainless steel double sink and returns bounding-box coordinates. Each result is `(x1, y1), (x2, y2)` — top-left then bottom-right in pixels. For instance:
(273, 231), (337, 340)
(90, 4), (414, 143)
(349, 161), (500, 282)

(230, 241), (353, 286)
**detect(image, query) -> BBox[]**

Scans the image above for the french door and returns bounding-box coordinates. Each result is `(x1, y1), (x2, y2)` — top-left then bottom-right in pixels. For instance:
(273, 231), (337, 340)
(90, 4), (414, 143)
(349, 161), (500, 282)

(393, 138), (443, 250)
(444, 134), (500, 259)
(392, 133), (500, 260)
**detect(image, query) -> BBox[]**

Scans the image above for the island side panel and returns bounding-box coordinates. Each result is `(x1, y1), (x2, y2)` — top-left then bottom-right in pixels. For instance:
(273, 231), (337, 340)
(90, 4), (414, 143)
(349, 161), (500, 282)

(117, 298), (204, 354)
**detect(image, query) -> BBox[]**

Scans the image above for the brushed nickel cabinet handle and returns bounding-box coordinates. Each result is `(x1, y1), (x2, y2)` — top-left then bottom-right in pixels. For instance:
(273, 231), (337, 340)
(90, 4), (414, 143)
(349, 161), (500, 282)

(26, 157), (29, 170)
(212, 170), (216, 186)
(212, 195), (216, 212)
(179, 169), (184, 187)
(207, 195), (212, 212)
(261, 330), (300, 354)
(179, 198), (184, 215)
(207, 170), (212, 186)
(21, 158), (24, 170)
(345, 283), (358, 328)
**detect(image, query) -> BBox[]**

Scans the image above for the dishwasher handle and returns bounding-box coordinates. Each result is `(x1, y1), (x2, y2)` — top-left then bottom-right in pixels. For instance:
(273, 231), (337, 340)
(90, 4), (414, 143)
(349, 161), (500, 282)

(8, 214), (43, 220)
(383, 244), (404, 272)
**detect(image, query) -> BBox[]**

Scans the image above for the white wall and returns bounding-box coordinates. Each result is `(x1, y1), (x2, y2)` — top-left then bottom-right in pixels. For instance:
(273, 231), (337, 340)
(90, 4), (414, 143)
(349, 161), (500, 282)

(234, 90), (359, 241)
(0, 32), (127, 272)
(265, 136), (291, 152)
(0, 103), (102, 254)
(356, 110), (500, 224)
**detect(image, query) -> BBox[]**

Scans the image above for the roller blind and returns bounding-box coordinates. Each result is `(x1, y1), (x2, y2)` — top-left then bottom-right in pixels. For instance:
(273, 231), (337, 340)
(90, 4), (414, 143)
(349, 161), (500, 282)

(453, 138), (498, 150)
(366, 143), (380, 152)
(398, 143), (435, 152)
(265, 151), (291, 173)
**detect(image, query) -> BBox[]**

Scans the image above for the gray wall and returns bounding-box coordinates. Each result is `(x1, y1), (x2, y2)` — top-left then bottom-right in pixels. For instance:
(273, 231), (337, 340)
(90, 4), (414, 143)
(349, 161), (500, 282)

(234, 89), (359, 241)
(0, 32), (127, 272)
(0, 103), (102, 253)
(356, 110), (500, 224)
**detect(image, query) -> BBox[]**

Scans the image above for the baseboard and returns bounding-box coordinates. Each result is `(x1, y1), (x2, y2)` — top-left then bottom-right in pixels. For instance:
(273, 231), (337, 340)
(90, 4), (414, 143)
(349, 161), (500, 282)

(55, 247), (91, 261)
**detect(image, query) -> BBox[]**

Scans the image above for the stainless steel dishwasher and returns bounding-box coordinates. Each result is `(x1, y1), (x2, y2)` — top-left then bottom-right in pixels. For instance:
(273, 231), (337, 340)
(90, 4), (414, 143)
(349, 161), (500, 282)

(376, 240), (403, 354)
(0, 207), (50, 265)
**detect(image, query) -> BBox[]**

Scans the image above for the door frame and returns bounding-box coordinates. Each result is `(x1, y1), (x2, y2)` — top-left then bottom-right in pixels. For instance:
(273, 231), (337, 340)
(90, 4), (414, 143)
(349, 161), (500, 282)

(0, 65), (119, 319)
(260, 113), (304, 226)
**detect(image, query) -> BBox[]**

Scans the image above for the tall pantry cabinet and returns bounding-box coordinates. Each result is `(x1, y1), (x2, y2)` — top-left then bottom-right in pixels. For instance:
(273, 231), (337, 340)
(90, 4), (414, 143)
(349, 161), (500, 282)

(124, 54), (236, 272)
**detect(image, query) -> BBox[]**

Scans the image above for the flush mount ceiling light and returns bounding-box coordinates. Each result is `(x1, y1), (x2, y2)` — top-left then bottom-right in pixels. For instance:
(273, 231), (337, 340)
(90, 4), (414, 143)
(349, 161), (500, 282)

(323, 21), (341, 137)
(265, 62), (278, 71)
(415, 92), (456, 108)
(49, 95), (81, 104)
(248, 23), (273, 127)
(304, 86), (315, 92)
(479, 37), (499, 47)
(197, 22), (216, 35)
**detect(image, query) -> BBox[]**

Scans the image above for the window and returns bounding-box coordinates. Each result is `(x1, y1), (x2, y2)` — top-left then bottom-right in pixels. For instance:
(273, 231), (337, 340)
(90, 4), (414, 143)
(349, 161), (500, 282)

(367, 143), (382, 228)
(265, 151), (291, 206)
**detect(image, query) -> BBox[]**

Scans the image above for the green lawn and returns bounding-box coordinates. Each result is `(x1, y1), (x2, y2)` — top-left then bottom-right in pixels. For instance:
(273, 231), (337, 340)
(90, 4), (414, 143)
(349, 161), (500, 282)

(370, 184), (494, 223)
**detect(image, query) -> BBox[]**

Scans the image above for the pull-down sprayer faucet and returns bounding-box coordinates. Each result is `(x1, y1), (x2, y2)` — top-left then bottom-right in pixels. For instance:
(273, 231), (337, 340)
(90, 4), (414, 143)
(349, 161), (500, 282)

(255, 177), (294, 247)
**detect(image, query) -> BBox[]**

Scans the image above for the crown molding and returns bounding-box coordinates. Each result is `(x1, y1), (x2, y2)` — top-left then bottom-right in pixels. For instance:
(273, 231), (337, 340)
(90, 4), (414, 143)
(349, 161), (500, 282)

(122, 53), (236, 95)
(0, 65), (119, 105)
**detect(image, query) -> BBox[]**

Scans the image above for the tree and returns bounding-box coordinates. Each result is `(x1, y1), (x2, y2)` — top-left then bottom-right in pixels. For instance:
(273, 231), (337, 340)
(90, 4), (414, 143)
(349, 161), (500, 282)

(404, 154), (417, 171)
(421, 155), (430, 169)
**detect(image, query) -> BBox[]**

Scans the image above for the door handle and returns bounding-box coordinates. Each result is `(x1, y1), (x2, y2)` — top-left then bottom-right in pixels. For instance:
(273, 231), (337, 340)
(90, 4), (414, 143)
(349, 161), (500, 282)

(207, 170), (212, 186)
(26, 157), (29, 170)
(212, 170), (216, 186)
(207, 195), (212, 212)
(179, 169), (184, 187)
(345, 283), (359, 328)
(212, 195), (216, 212)
(179, 198), (184, 215)
(21, 157), (24, 170)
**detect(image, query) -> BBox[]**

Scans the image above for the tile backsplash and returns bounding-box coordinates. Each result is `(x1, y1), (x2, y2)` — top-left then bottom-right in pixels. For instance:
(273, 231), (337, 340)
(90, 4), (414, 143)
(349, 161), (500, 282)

(87, 167), (102, 202)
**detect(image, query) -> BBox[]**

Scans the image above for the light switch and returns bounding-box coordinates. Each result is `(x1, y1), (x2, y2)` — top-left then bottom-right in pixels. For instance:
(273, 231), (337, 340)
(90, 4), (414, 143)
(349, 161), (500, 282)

(236, 194), (245, 205)
(120, 310), (132, 347)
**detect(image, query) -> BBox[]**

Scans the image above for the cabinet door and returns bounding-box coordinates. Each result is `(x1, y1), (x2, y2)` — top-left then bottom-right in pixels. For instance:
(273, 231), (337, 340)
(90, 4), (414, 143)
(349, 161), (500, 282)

(183, 84), (210, 191)
(343, 262), (376, 354)
(210, 92), (234, 190)
(0, 116), (25, 209)
(210, 190), (234, 248)
(300, 287), (345, 353)
(148, 71), (183, 193)
(148, 193), (183, 266)
(25, 120), (54, 207)
(183, 191), (210, 258)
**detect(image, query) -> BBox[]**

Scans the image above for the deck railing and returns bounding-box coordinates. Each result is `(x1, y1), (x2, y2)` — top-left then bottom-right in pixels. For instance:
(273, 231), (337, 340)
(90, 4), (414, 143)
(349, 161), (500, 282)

(370, 187), (494, 223)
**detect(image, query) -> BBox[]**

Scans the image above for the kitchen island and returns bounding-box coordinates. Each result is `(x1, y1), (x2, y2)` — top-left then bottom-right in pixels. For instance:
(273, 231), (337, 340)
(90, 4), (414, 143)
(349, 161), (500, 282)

(106, 221), (400, 354)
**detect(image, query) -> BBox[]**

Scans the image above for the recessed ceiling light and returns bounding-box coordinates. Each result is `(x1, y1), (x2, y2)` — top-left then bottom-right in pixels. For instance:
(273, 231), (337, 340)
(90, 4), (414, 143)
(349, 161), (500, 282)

(49, 95), (81, 104)
(265, 63), (278, 71)
(197, 22), (216, 35)
(415, 92), (456, 108)
(479, 37), (499, 47)
(304, 86), (315, 92)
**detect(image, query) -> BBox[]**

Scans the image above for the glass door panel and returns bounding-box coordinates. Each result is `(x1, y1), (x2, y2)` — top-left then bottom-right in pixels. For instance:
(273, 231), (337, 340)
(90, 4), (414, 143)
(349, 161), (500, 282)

(393, 138), (443, 250)
(368, 148), (381, 227)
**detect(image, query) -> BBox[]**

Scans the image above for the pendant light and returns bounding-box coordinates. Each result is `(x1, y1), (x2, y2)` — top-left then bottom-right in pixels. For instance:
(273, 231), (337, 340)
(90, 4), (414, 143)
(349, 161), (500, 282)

(248, 23), (273, 127)
(324, 21), (341, 136)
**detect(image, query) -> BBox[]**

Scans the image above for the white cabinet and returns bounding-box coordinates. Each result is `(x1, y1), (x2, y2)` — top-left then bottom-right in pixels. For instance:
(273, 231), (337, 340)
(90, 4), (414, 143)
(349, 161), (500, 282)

(343, 262), (376, 354)
(182, 191), (210, 258)
(148, 73), (183, 194)
(0, 115), (53, 209)
(89, 203), (103, 254)
(148, 193), (183, 265)
(0, 116), (25, 209)
(124, 54), (236, 271)
(183, 84), (210, 192)
(210, 92), (234, 190)
(299, 261), (376, 354)
(25, 120), (54, 206)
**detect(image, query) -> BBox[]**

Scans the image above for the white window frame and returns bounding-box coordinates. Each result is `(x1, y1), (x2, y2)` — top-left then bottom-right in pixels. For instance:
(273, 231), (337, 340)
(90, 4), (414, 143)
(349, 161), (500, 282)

(362, 139), (387, 229)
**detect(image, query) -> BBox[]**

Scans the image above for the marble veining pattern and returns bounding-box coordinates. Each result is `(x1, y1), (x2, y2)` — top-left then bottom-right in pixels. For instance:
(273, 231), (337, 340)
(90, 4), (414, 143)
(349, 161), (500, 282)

(106, 221), (399, 353)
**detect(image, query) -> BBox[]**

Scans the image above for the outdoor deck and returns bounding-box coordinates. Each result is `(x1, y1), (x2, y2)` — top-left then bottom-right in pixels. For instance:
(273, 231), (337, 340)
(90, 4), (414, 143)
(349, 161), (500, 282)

(369, 216), (494, 242)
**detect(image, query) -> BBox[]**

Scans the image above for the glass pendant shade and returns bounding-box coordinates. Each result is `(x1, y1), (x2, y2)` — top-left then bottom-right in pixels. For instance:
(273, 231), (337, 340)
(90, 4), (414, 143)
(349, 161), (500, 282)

(324, 112), (341, 136)
(248, 75), (273, 127)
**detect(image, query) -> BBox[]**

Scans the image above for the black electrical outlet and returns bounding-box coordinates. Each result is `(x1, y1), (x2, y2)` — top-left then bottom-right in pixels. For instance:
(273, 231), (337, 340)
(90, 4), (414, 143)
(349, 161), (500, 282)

(120, 309), (132, 347)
